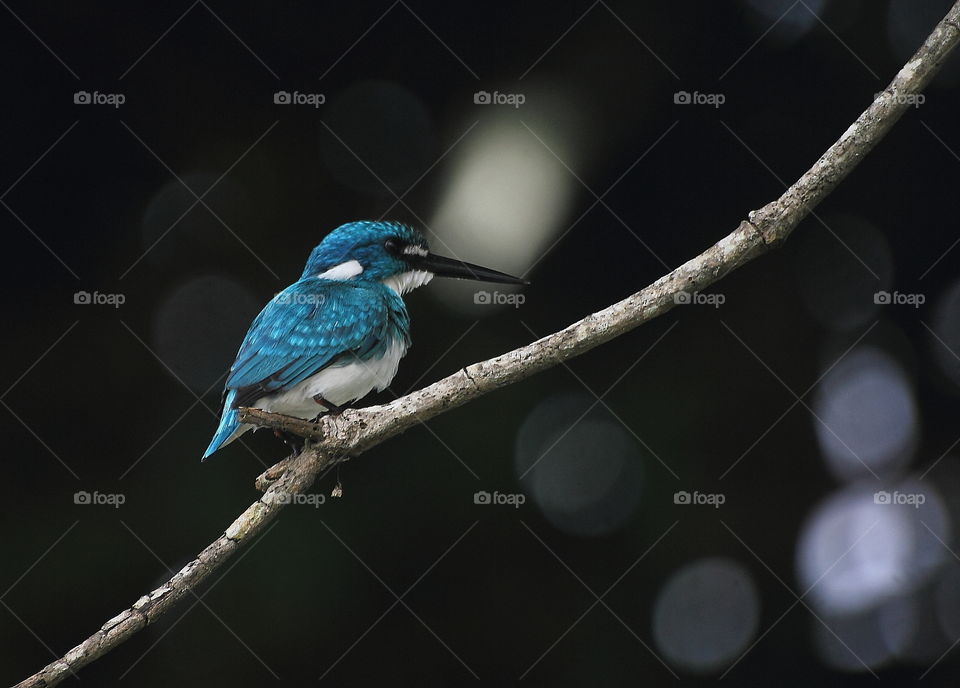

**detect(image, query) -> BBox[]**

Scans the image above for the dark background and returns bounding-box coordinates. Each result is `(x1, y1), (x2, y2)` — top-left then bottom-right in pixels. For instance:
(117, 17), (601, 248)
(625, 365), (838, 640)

(3, 1), (960, 685)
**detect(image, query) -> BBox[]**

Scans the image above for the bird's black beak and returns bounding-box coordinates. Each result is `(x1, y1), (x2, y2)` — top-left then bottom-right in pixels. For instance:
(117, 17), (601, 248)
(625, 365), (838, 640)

(410, 252), (529, 285)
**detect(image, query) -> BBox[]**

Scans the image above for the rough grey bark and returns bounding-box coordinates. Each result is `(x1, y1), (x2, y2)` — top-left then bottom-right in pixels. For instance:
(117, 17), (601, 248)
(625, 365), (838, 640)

(16, 4), (960, 686)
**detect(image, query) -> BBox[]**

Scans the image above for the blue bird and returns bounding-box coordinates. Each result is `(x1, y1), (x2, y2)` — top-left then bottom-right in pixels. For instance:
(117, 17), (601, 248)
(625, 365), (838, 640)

(203, 220), (526, 459)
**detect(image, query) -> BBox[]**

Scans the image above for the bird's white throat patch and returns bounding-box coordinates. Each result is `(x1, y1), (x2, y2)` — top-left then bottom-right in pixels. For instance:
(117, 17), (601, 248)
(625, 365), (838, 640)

(318, 259), (363, 280)
(383, 270), (433, 296)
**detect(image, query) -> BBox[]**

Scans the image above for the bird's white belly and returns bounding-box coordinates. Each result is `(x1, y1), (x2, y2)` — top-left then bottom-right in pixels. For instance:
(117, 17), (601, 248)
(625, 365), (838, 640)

(256, 339), (407, 420)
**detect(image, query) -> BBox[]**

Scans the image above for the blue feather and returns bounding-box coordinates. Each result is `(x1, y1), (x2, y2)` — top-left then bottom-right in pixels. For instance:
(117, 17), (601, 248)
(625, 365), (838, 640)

(227, 279), (409, 395)
(203, 278), (409, 459)
(203, 219), (523, 459)
(203, 389), (241, 459)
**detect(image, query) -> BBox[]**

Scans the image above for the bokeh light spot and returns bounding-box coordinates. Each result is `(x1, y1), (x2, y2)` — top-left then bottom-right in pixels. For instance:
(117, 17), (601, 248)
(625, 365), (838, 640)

(152, 274), (262, 393)
(514, 394), (643, 537)
(738, 0), (826, 46)
(929, 278), (960, 392)
(140, 173), (242, 266)
(319, 80), (436, 196)
(792, 215), (892, 332)
(652, 557), (761, 674)
(797, 481), (949, 616)
(812, 346), (918, 481)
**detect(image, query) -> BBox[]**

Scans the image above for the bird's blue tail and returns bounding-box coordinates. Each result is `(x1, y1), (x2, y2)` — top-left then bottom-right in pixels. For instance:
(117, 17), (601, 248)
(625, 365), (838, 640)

(203, 389), (242, 460)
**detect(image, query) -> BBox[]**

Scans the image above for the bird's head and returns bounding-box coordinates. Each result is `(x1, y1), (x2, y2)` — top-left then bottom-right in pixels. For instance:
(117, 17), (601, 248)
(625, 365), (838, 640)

(301, 221), (528, 295)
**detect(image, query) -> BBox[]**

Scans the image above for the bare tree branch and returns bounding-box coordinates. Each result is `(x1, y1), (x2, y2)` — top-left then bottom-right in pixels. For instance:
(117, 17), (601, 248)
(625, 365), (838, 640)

(16, 4), (960, 686)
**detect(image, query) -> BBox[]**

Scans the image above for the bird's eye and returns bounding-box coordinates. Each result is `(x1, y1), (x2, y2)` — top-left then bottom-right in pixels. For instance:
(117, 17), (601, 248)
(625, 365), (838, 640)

(383, 238), (401, 255)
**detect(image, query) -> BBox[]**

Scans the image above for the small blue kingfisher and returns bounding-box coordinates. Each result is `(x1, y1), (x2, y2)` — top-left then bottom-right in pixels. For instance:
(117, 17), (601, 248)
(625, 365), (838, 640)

(203, 220), (527, 459)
